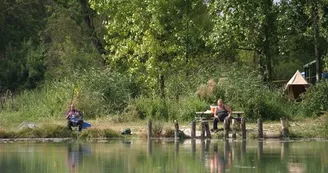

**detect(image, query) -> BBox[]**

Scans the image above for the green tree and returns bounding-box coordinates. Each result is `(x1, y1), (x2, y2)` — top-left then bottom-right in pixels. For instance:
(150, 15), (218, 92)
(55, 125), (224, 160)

(0, 0), (47, 91)
(277, 0), (328, 81)
(90, 0), (211, 98)
(208, 0), (279, 82)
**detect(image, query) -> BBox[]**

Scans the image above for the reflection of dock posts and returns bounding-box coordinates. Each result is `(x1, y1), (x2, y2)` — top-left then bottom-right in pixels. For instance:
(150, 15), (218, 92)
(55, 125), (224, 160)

(241, 118), (246, 140)
(147, 139), (152, 155)
(224, 117), (230, 139)
(147, 120), (152, 139)
(174, 120), (179, 139)
(280, 118), (289, 138)
(258, 118), (263, 139)
(205, 139), (211, 152)
(280, 141), (289, 161)
(258, 141), (263, 160)
(241, 140), (246, 160)
(175, 139), (179, 154)
(191, 120), (196, 139)
(231, 140), (236, 161)
(224, 140), (230, 162)
(191, 139), (196, 158)
(200, 139), (205, 161)
(213, 144), (219, 173)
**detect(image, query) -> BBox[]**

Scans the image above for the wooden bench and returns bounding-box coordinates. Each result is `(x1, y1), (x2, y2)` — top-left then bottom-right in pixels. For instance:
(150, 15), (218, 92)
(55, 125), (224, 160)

(195, 111), (244, 121)
(194, 111), (244, 138)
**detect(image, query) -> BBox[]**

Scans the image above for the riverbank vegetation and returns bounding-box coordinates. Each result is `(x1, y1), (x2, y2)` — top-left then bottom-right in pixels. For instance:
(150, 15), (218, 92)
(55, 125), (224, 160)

(1, 0), (328, 138)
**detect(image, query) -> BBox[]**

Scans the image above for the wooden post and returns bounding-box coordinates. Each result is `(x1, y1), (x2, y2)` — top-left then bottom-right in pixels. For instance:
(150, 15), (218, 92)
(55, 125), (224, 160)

(174, 120), (179, 139)
(205, 122), (211, 138)
(280, 117), (288, 138)
(201, 121), (205, 139)
(232, 119), (236, 139)
(200, 139), (205, 161)
(241, 118), (246, 140)
(224, 117), (230, 139)
(191, 120), (196, 139)
(258, 118), (263, 139)
(241, 140), (246, 159)
(147, 120), (152, 139)
(175, 138), (179, 153)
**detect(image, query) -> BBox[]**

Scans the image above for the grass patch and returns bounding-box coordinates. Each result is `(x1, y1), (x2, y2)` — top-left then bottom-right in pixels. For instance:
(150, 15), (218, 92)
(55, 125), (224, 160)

(0, 124), (71, 138)
(0, 123), (121, 139)
(79, 128), (121, 139)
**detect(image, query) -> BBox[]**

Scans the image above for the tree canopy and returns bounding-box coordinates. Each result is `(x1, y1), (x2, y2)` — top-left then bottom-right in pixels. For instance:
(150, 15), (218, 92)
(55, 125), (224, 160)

(1, 0), (328, 93)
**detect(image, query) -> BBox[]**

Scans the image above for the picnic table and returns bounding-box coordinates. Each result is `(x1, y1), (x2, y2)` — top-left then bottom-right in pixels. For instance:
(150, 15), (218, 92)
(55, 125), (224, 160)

(195, 111), (244, 120)
(194, 110), (244, 138)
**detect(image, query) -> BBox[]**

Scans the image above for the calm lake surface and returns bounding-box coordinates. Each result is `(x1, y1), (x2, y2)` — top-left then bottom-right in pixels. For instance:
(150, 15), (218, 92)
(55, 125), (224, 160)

(0, 139), (327, 173)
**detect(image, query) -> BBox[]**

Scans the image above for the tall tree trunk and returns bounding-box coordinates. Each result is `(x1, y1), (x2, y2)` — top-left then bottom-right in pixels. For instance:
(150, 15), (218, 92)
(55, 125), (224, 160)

(263, 0), (274, 82)
(312, 0), (321, 82)
(78, 0), (107, 66)
(185, 0), (190, 77)
(159, 74), (165, 99)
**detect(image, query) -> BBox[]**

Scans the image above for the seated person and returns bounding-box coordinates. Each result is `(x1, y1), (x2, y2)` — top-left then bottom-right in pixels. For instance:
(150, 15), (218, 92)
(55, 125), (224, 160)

(66, 104), (83, 131)
(212, 99), (232, 132)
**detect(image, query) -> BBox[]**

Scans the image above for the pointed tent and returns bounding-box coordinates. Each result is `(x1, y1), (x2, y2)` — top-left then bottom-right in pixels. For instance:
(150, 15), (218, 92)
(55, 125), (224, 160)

(285, 70), (310, 100)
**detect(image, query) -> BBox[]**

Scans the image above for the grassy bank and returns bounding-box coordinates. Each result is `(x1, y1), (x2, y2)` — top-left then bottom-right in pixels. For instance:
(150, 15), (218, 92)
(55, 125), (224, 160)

(0, 114), (328, 139)
(1, 65), (328, 139)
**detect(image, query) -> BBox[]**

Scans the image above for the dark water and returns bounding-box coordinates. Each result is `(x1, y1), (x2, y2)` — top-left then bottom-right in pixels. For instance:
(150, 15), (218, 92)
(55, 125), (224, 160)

(0, 139), (327, 173)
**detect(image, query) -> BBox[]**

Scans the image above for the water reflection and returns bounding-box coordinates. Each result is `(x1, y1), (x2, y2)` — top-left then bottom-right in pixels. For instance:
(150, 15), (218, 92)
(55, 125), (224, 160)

(0, 139), (328, 173)
(209, 141), (231, 173)
(66, 143), (91, 173)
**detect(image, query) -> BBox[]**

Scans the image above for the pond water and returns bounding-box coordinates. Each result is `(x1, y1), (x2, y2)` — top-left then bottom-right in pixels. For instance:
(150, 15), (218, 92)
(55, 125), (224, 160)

(0, 139), (327, 173)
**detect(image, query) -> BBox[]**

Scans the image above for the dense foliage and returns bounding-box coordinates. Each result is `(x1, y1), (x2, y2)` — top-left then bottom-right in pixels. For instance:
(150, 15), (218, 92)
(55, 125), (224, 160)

(1, 0), (328, 123)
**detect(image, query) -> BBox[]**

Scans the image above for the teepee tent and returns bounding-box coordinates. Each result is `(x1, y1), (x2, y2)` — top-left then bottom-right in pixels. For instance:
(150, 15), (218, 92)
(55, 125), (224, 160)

(285, 70), (310, 100)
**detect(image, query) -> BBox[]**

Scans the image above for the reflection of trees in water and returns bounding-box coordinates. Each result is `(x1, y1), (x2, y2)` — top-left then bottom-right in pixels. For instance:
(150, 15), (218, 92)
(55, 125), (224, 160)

(0, 140), (328, 173)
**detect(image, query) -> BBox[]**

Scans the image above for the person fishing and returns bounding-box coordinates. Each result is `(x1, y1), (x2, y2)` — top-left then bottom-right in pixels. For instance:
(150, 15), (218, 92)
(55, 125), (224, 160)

(66, 104), (83, 131)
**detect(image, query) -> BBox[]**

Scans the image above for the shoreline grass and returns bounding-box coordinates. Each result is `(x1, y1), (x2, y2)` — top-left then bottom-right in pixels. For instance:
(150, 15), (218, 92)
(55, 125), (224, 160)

(0, 114), (327, 140)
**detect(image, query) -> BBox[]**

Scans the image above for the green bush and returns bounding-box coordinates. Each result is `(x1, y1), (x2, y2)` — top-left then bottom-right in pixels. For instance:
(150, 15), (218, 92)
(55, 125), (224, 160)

(205, 65), (291, 121)
(135, 96), (168, 120)
(152, 121), (164, 137)
(300, 81), (328, 116)
(0, 69), (134, 121)
(167, 95), (208, 121)
(79, 128), (121, 139)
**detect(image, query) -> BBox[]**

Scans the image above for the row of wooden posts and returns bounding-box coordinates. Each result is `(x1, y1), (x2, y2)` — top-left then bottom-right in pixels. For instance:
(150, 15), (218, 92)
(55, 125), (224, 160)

(147, 117), (289, 139)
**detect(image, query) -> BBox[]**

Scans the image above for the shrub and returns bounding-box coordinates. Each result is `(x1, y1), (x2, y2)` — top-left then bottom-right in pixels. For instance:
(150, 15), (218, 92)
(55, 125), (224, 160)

(163, 127), (174, 137)
(79, 128), (121, 139)
(167, 95), (208, 121)
(135, 96), (168, 120)
(152, 121), (164, 137)
(300, 81), (328, 116)
(206, 65), (291, 121)
(0, 68), (134, 121)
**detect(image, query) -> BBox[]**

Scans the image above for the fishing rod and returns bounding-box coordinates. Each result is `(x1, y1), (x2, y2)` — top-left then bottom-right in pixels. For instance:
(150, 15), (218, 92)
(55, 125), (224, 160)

(70, 85), (75, 106)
